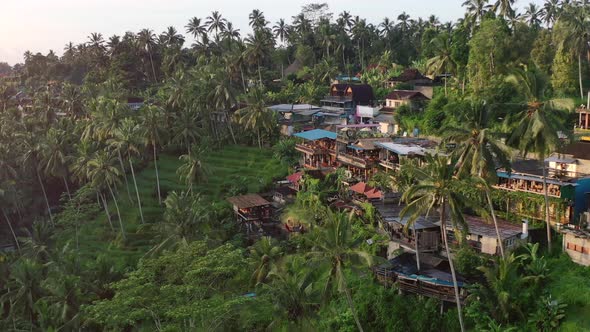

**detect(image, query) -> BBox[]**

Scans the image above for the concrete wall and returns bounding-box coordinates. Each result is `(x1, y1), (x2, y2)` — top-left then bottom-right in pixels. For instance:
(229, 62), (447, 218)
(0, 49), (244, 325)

(563, 232), (590, 266)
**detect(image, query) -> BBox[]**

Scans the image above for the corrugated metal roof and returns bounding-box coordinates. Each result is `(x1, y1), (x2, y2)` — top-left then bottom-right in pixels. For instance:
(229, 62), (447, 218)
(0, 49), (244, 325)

(376, 142), (427, 156)
(293, 129), (337, 141)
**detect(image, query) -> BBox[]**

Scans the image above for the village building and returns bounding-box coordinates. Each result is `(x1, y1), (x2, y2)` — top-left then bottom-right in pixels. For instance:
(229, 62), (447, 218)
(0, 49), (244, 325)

(376, 141), (430, 171)
(372, 112), (398, 136)
(349, 182), (383, 201)
(562, 228), (590, 266)
(268, 104), (321, 135)
(227, 194), (272, 232)
(293, 129), (338, 170)
(373, 252), (468, 304)
(576, 106), (590, 129)
(383, 90), (430, 111)
(495, 146), (590, 227)
(318, 84), (375, 125)
(443, 215), (528, 256)
(374, 203), (441, 256)
(385, 68), (435, 98)
(335, 125), (390, 180)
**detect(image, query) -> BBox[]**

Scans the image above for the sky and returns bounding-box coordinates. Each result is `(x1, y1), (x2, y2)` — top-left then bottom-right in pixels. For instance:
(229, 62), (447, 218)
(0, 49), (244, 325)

(0, 0), (546, 65)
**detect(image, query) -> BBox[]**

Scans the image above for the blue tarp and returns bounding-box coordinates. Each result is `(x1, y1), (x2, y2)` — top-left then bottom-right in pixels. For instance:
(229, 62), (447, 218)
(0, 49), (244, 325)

(293, 129), (337, 141)
(347, 145), (365, 151)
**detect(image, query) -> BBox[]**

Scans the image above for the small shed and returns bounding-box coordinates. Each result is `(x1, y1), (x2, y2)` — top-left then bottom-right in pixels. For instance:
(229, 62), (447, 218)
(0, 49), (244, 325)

(227, 194), (272, 224)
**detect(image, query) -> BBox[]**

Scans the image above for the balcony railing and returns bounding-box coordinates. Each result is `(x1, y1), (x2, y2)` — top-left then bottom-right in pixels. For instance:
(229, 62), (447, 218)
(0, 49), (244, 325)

(380, 160), (400, 170)
(337, 154), (371, 168)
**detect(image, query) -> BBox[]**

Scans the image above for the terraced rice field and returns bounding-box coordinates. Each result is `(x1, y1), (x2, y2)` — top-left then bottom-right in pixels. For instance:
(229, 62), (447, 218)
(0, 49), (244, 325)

(60, 145), (288, 266)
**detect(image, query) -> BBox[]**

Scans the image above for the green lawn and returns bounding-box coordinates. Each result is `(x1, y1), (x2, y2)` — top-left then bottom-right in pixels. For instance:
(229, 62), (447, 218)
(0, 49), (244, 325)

(547, 254), (590, 331)
(59, 145), (288, 267)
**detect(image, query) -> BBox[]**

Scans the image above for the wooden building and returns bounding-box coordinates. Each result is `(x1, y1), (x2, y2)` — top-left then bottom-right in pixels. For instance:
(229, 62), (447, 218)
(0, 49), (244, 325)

(443, 215), (526, 256)
(293, 129), (338, 170)
(384, 90), (430, 111)
(562, 228), (590, 266)
(373, 252), (467, 304)
(577, 107), (590, 129)
(335, 125), (389, 180)
(227, 194), (272, 229)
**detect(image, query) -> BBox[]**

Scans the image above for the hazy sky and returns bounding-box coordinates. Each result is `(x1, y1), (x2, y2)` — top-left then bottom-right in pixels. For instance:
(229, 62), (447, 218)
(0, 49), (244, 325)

(0, 0), (546, 65)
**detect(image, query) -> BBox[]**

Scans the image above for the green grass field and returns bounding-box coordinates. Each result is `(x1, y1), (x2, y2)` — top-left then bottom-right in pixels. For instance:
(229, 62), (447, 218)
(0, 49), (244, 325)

(547, 254), (590, 331)
(61, 145), (288, 267)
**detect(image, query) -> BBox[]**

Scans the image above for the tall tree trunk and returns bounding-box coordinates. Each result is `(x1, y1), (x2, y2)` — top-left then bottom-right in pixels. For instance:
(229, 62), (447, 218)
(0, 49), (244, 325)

(2, 209), (20, 252)
(117, 150), (132, 202)
(36, 169), (53, 224)
(149, 47), (157, 83)
(100, 193), (115, 231)
(227, 113), (237, 144)
(340, 269), (364, 332)
(153, 142), (162, 204)
(543, 163), (552, 251)
(440, 200), (465, 332)
(107, 183), (125, 240)
(62, 175), (72, 200)
(258, 60), (263, 86)
(240, 66), (247, 93)
(486, 189), (505, 258)
(129, 158), (145, 224)
(257, 128), (262, 149)
(579, 54), (584, 100)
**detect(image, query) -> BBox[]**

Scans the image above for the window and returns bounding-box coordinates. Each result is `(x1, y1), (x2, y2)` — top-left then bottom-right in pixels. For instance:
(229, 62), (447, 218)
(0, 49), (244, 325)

(395, 101), (401, 107)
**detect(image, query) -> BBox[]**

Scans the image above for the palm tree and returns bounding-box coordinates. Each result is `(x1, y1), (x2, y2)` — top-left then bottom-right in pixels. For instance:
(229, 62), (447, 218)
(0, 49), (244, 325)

(426, 33), (456, 96)
(160, 26), (185, 47)
(273, 19), (289, 45)
(206, 11), (227, 43)
(186, 17), (207, 40)
(236, 87), (274, 148)
(443, 101), (511, 258)
(307, 210), (373, 332)
(401, 154), (484, 332)
(21, 132), (53, 223)
(554, 7), (590, 99)
(249, 9), (267, 31)
(523, 3), (543, 28)
(541, 0), (561, 28)
(139, 104), (166, 204)
(339, 11), (354, 32)
(137, 29), (158, 83)
(462, 0), (492, 27)
(250, 236), (284, 285)
(108, 118), (145, 223)
(1, 258), (45, 327)
(87, 150), (125, 239)
(506, 67), (574, 251)
(40, 127), (72, 200)
(177, 146), (210, 193)
(493, 0), (516, 18)
(170, 108), (201, 154)
(245, 30), (273, 85)
(146, 191), (209, 255)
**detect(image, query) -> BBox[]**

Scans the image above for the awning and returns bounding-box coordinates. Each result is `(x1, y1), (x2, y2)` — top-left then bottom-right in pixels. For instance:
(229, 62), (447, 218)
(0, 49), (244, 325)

(347, 145), (365, 151)
(545, 156), (577, 164)
(497, 172), (578, 187)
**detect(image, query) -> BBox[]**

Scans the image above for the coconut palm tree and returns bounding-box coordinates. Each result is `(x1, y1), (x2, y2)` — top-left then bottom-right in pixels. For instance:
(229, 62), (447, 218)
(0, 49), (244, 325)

(236, 87), (274, 149)
(249, 9), (267, 31)
(442, 102), (512, 257)
(40, 127), (72, 200)
(426, 33), (456, 96)
(462, 0), (492, 27)
(160, 26), (185, 47)
(20, 132), (53, 223)
(523, 3), (543, 28)
(1, 258), (45, 327)
(87, 150), (125, 239)
(177, 146), (210, 193)
(273, 19), (289, 45)
(108, 118), (145, 223)
(245, 29), (273, 85)
(401, 154), (485, 332)
(206, 11), (227, 43)
(250, 236), (284, 285)
(492, 0), (516, 18)
(137, 29), (158, 83)
(541, 0), (561, 28)
(139, 104), (166, 204)
(554, 7), (590, 99)
(186, 17), (207, 41)
(505, 67), (575, 251)
(307, 210), (373, 332)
